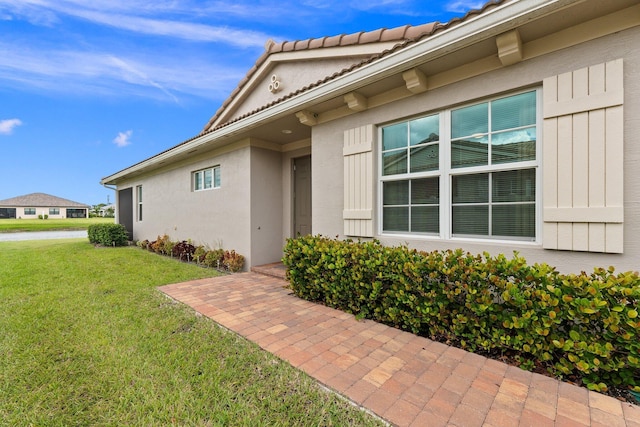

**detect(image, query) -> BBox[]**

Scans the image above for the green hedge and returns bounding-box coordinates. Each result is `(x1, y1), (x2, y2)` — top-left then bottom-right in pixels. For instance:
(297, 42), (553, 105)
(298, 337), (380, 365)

(282, 235), (640, 392)
(87, 223), (129, 247)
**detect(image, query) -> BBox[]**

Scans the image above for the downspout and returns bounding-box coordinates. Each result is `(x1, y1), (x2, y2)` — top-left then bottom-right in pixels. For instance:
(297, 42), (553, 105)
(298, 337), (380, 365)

(101, 183), (118, 221)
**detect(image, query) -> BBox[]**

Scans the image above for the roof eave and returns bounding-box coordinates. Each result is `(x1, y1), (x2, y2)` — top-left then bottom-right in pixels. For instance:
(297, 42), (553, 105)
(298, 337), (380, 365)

(101, 0), (576, 186)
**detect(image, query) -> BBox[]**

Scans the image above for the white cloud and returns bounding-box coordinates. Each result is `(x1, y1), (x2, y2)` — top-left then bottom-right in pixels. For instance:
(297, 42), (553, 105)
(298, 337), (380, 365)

(0, 41), (245, 101)
(0, 0), (273, 47)
(444, 0), (485, 13)
(63, 9), (269, 47)
(113, 130), (132, 147)
(0, 0), (60, 26)
(0, 118), (22, 135)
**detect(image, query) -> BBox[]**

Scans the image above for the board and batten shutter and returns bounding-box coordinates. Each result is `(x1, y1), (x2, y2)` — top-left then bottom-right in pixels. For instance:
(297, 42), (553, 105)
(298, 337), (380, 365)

(543, 59), (624, 253)
(343, 125), (374, 237)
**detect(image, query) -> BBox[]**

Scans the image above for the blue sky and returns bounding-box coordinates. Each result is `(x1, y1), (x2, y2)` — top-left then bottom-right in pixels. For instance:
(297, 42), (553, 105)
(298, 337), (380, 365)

(0, 0), (482, 206)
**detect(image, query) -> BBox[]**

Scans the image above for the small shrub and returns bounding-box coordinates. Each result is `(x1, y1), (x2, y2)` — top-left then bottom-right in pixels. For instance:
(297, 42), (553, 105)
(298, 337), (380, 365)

(193, 246), (207, 264)
(223, 250), (245, 272)
(162, 238), (175, 256)
(87, 223), (128, 247)
(172, 241), (196, 262)
(150, 235), (173, 255)
(44, 214), (48, 219)
(38, 214), (43, 220)
(203, 249), (224, 268)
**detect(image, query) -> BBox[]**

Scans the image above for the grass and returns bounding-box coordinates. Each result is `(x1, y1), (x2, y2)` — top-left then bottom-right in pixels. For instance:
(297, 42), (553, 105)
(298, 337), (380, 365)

(0, 240), (384, 426)
(0, 217), (113, 233)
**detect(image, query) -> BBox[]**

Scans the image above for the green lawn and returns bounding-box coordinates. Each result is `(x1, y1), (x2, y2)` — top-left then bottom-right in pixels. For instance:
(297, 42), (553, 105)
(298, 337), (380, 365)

(0, 217), (113, 233)
(0, 240), (383, 426)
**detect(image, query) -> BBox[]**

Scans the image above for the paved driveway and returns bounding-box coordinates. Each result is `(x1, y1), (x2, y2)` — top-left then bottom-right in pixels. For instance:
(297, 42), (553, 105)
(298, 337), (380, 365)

(0, 230), (87, 242)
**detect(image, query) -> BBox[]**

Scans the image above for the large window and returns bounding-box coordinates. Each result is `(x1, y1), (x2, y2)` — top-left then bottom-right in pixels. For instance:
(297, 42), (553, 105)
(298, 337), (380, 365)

(193, 166), (221, 191)
(24, 208), (36, 215)
(66, 208), (86, 218)
(49, 208), (60, 215)
(381, 90), (539, 241)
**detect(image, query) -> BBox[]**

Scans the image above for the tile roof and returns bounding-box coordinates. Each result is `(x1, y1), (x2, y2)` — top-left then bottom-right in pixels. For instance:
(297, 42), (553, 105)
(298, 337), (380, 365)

(102, 0), (506, 183)
(202, 0), (506, 133)
(0, 193), (90, 208)
(202, 23), (436, 132)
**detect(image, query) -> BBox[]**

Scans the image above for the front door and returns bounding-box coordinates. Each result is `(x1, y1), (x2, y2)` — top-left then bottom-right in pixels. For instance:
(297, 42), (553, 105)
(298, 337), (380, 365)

(293, 155), (311, 237)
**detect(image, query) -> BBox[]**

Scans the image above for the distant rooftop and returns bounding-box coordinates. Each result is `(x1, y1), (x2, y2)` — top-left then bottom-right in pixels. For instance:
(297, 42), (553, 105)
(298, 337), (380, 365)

(0, 192), (90, 208)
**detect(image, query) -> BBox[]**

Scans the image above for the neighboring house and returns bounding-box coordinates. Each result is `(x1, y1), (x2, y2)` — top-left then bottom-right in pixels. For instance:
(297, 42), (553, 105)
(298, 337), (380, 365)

(98, 204), (115, 217)
(0, 193), (90, 219)
(101, 0), (640, 273)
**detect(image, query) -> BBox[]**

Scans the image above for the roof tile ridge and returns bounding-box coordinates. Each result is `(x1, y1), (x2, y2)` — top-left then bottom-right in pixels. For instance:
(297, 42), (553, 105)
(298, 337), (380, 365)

(201, 0), (507, 134)
(308, 36), (328, 49)
(324, 33), (344, 48)
(380, 24), (409, 42)
(359, 27), (385, 44)
(340, 30), (364, 46)
(433, 0), (505, 34)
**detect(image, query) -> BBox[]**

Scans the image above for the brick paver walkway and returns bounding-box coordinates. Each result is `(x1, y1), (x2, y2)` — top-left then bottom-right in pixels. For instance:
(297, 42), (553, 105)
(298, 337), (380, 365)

(159, 271), (640, 427)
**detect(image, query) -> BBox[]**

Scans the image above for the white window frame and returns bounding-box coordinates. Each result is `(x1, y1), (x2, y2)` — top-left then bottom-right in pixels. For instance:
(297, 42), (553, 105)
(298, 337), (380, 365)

(378, 88), (542, 245)
(193, 166), (221, 192)
(49, 208), (60, 215)
(136, 185), (143, 222)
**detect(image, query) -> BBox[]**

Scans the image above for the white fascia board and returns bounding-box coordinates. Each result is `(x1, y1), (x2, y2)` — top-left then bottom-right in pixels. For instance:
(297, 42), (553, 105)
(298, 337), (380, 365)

(103, 0), (576, 185)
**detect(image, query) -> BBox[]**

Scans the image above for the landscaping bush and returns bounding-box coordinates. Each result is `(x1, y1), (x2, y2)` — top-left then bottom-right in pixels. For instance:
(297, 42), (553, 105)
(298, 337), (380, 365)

(193, 246), (207, 264)
(87, 223), (129, 247)
(172, 240), (196, 262)
(223, 250), (245, 273)
(282, 235), (640, 393)
(150, 234), (174, 255)
(133, 235), (245, 272)
(203, 249), (224, 269)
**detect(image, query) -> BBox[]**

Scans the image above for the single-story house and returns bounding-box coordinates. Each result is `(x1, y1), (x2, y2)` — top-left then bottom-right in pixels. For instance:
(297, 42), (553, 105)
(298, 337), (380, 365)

(98, 204), (115, 217)
(101, 0), (640, 274)
(0, 193), (89, 219)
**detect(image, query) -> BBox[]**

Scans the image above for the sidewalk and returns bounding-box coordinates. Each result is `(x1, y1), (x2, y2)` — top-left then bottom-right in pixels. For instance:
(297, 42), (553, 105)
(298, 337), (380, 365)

(159, 270), (639, 427)
(0, 230), (87, 241)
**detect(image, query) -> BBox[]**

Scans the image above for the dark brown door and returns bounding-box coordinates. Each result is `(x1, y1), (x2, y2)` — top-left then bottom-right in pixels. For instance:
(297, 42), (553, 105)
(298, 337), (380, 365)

(118, 188), (133, 240)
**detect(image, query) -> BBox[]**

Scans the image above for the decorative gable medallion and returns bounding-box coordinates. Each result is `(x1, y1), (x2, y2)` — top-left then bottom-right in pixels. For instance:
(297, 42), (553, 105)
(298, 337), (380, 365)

(268, 74), (282, 93)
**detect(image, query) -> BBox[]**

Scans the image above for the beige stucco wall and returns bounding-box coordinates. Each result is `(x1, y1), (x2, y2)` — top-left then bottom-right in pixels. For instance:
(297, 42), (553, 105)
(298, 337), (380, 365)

(119, 145), (254, 267)
(117, 142), (312, 269)
(250, 146), (284, 266)
(311, 26), (640, 274)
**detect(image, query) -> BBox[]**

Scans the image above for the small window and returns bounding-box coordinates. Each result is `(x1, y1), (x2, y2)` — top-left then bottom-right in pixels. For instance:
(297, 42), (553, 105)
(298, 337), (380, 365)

(49, 208), (60, 215)
(24, 208), (36, 215)
(193, 166), (221, 191)
(136, 185), (143, 221)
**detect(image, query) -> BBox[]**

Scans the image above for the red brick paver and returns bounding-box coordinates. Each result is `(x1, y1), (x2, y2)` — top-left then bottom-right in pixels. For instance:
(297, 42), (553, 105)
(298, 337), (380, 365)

(159, 272), (639, 427)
